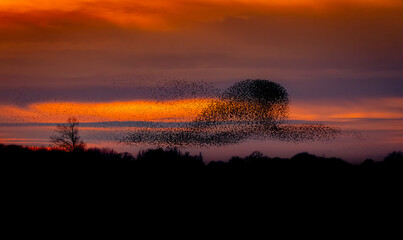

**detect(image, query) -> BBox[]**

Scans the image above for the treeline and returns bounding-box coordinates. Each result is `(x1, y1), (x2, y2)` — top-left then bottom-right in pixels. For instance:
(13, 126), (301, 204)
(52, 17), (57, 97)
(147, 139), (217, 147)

(1, 143), (402, 184)
(2, 143), (403, 213)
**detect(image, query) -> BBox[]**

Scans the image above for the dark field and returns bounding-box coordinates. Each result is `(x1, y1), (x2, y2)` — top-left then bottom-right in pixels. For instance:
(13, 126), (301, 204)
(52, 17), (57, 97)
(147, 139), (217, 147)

(2, 144), (402, 192)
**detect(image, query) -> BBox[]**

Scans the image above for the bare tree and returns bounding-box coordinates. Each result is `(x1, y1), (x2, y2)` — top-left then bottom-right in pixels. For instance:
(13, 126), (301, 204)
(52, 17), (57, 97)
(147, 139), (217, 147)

(50, 117), (86, 152)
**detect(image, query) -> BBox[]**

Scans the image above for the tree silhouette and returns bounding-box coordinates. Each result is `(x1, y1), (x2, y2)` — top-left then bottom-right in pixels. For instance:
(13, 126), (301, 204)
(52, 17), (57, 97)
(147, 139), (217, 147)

(50, 117), (86, 152)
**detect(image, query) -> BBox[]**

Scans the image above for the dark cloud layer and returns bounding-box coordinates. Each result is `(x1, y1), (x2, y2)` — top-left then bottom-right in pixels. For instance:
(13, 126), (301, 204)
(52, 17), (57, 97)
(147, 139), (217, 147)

(1, 4), (403, 96)
(0, 2), (402, 116)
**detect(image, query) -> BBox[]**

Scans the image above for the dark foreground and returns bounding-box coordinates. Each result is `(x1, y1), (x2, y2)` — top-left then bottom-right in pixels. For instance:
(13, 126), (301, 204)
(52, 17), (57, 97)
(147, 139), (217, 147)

(2, 144), (402, 191)
(2, 143), (403, 228)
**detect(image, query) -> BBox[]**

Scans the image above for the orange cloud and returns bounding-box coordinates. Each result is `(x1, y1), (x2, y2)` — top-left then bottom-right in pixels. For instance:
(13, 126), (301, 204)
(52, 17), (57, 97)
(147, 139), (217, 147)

(290, 98), (403, 122)
(1, 97), (402, 124)
(1, 0), (402, 31)
(0, 99), (211, 123)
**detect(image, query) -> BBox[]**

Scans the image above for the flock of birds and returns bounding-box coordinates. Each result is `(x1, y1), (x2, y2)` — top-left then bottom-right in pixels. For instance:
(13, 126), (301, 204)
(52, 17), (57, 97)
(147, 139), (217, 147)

(121, 79), (342, 147)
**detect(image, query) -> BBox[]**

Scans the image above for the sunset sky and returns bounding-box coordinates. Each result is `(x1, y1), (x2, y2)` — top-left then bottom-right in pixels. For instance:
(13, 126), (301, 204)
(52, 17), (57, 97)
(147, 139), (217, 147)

(0, 0), (402, 161)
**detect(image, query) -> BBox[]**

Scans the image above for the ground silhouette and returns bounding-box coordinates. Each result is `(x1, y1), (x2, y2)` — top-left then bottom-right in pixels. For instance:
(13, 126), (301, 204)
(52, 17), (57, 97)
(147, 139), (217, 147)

(2, 143), (403, 224)
(2, 143), (402, 192)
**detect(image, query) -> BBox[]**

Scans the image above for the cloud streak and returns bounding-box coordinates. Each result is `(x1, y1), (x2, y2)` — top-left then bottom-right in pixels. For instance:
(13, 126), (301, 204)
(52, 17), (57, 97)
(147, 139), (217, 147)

(1, 97), (402, 124)
(2, 0), (403, 30)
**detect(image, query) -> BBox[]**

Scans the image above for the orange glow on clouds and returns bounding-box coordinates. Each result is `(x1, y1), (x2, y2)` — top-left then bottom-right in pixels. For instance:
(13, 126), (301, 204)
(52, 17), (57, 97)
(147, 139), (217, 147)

(0, 97), (402, 124)
(1, 0), (402, 30)
(0, 99), (211, 123)
(290, 98), (403, 121)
